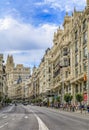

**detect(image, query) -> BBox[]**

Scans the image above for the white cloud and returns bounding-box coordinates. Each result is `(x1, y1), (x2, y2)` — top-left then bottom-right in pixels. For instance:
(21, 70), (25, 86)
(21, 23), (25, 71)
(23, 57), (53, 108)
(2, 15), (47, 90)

(0, 16), (57, 66)
(0, 16), (57, 51)
(3, 50), (45, 68)
(43, 9), (49, 13)
(35, 0), (86, 12)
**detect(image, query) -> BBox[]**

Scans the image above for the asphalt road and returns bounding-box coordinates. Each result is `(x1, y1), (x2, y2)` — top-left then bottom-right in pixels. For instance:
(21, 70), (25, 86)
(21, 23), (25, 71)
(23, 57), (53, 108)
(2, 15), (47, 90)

(0, 104), (89, 130)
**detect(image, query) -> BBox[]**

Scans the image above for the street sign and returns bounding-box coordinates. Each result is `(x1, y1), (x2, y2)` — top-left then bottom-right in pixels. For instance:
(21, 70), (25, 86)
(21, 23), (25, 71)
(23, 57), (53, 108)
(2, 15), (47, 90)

(84, 74), (87, 81)
(83, 93), (88, 101)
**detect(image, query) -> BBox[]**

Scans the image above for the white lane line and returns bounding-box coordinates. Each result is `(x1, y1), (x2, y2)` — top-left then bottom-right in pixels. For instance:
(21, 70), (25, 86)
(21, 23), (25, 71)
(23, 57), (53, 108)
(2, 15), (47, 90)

(7, 105), (14, 112)
(30, 109), (49, 130)
(3, 115), (8, 119)
(0, 114), (5, 118)
(0, 122), (8, 129)
(24, 116), (28, 119)
(12, 118), (15, 121)
(35, 114), (49, 130)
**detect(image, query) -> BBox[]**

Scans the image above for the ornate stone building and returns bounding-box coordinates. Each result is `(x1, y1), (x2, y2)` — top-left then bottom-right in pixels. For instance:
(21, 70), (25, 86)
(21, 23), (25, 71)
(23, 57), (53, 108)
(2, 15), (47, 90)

(0, 54), (4, 99)
(6, 55), (31, 99)
(50, 0), (89, 104)
(30, 0), (89, 105)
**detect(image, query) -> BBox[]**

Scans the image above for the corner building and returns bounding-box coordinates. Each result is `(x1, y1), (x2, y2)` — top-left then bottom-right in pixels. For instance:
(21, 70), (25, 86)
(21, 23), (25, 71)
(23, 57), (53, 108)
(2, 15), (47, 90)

(51, 1), (89, 104)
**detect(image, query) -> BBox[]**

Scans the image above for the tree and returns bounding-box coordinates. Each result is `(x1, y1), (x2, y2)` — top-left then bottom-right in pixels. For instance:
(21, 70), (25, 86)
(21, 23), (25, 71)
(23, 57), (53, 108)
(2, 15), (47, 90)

(0, 95), (3, 103)
(76, 93), (83, 113)
(64, 93), (73, 104)
(75, 93), (83, 104)
(56, 96), (60, 102)
(5, 98), (12, 104)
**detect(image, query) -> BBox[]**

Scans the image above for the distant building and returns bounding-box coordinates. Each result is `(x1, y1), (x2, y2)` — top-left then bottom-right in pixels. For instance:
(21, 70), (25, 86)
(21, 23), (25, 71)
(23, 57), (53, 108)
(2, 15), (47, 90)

(6, 55), (31, 99)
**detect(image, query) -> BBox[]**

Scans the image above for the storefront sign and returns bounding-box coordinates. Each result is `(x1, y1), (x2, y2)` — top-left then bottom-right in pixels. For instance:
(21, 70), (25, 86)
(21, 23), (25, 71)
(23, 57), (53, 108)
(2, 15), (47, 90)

(83, 93), (88, 101)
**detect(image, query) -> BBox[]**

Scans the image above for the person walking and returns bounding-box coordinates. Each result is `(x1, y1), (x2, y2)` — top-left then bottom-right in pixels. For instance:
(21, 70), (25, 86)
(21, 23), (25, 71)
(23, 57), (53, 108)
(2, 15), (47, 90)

(87, 104), (89, 113)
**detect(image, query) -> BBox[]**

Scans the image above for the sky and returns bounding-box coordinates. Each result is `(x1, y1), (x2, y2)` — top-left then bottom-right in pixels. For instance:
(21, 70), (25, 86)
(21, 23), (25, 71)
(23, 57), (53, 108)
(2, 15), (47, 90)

(0, 0), (86, 68)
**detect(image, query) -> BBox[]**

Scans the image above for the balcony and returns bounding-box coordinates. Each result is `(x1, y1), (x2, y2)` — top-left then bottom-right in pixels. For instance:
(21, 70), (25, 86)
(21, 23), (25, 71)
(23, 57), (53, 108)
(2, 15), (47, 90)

(53, 69), (60, 78)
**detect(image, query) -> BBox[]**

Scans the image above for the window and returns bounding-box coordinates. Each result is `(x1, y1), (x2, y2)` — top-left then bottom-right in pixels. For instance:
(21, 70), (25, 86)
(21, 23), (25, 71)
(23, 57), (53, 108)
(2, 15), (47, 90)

(75, 84), (78, 93)
(75, 68), (78, 77)
(64, 58), (68, 67)
(80, 65), (81, 74)
(83, 31), (87, 44)
(75, 55), (78, 66)
(84, 82), (87, 91)
(63, 47), (68, 56)
(75, 31), (78, 39)
(49, 67), (51, 73)
(83, 47), (87, 58)
(80, 83), (82, 92)
(79, 51), (81, 61)
(83, 19), (86, 30)
(69, 85), (71, 91)
(75, 41), (78, 52)
(79, 26), (81, 33)
(65, 71), (68, 78)
(66, 86), (68, 92)
(83, 63), (87, 72)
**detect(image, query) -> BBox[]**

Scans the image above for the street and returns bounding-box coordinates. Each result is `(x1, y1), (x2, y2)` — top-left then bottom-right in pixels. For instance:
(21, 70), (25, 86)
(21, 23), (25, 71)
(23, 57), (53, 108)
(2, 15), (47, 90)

(0, 105), (89, 130)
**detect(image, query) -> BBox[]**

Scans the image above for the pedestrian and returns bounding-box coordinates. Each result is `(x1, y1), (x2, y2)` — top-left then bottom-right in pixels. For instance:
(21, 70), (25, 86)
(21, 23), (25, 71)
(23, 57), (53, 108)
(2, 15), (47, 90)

(87, 104), (89, 113)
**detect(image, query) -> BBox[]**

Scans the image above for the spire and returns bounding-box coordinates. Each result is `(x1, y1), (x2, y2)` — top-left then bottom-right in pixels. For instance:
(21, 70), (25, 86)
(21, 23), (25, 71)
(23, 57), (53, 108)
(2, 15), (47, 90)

(66, 12), (68, 16)
(74, 7), (76, 12)
(6, 54), (15, 68)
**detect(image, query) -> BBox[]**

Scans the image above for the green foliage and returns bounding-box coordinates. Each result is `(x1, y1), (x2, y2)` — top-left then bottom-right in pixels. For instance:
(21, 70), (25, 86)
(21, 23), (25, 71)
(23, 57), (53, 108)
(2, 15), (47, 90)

(0, 96), (3, 102)
(56, 96), (60, 102)
(31, 98), (42, 103)
(64, 93), (73, 103)
(52, 97), (55, 103)
(5, 98), (12, 103)
(75, 93), (83, 103)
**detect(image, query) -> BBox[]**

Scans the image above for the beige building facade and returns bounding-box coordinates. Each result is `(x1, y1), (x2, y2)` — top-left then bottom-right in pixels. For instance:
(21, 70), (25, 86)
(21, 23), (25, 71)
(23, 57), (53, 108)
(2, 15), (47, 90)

(30, 0), (89, 105)
(49, 1), (89, 104)
(6, 55), (31, 99)
(3, 0), (89, 105)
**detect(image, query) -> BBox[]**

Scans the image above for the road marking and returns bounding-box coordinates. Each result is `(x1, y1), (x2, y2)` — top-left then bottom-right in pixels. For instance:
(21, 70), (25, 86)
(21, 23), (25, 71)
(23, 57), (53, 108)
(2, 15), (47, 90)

(30, 109), (49, 130)
(0, 114), (5, 118)
(24, 116), (28, 119)
(0, 122), (8, 129)
(12, 118), (15, 121)
(35, 115), (49, 130)
(3, 115), (7, 119)
(7, 105), (14, 112)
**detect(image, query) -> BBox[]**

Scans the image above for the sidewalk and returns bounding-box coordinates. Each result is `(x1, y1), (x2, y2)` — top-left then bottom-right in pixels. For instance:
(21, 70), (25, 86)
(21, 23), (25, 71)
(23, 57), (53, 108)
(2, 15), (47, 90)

(0, 105), (13, 113)
(46, 107), (89, 117)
